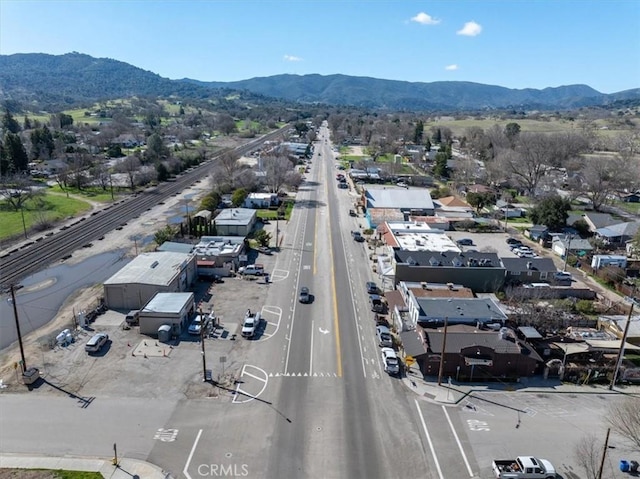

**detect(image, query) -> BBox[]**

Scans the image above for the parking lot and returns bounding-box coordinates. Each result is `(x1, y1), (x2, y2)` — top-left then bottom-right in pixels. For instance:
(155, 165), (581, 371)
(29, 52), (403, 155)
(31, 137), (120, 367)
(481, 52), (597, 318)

(446, 230), (527, 258)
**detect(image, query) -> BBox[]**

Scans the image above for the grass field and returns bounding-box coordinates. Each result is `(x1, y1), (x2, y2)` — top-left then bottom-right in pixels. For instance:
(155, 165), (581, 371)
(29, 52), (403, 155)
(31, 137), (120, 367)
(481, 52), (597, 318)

(0, 193), (92, 241)
(49, 185), (117, 202)
(423, 116), (628, 138)
(255, 200), (295, 221)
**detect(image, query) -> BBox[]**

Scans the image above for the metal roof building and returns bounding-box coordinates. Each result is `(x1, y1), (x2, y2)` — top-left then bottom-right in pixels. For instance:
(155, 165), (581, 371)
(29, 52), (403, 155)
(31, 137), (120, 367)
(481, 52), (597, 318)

(103, 251), (197, 310)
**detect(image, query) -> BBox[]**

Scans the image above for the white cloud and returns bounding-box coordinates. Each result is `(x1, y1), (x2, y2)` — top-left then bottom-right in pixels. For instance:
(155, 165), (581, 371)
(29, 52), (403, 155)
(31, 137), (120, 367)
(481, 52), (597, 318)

(283, 55), (302, 62)
(457, 21), (482, 36)
(445, 64), (459, 71)
(410, 12), (440, 25)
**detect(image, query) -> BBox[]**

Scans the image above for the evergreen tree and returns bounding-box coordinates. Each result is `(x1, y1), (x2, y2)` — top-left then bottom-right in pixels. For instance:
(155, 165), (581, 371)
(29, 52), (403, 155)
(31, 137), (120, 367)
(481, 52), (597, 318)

(529, 195), (571, 230)
(3, 132), (29, 173)
(23, 116), (32, 130)
(2, 109), (21, 134)
(413, 120), (424, 144)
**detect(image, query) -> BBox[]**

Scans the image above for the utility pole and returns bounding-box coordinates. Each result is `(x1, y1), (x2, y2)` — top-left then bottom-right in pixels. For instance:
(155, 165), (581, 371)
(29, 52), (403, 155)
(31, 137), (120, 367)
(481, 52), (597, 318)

(10, 285), (27, 372)
(597, 428), (611, 479)
(609, 302), (634, 390)
(437, 317), (449, 386)
(201, 322), (208, 382)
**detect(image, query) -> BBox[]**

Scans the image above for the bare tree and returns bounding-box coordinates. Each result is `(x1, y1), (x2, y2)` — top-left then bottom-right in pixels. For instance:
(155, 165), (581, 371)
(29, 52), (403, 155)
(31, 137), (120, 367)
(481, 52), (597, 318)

(210, 151), (242, 192)
(262, 155), (293, 193)
(605, 397), (640, 449)
(573, 434), (601, 479)
(115, 155), (141, 190)
(0, 173), (35, 211)
(576, 155), (638, 210)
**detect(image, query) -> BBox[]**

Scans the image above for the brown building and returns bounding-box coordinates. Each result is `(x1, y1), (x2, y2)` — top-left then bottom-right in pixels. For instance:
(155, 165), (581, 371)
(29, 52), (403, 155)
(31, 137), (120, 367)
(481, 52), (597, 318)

(422, 324), (543, 382)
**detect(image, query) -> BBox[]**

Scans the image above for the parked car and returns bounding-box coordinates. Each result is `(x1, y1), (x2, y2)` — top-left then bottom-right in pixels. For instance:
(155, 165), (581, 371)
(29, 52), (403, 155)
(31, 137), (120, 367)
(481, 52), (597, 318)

(338, 182), (348, 189)
(188, 314), (204, 335)
(381, 347), (400, 375)
(397, 181), (408, 188)
(352, 231), (365, 242)
(506, 237), (521, 245)
(366, 281), (379, 294)
(376, 325), (393, 347)
(456, 238), (474, 246)
(85, 333), (109, 353)
(299, 286), (310, 303)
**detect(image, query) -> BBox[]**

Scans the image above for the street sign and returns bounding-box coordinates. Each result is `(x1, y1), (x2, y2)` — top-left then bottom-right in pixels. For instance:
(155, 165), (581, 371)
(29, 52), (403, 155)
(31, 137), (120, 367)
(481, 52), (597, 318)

(219, 356), (227, 363)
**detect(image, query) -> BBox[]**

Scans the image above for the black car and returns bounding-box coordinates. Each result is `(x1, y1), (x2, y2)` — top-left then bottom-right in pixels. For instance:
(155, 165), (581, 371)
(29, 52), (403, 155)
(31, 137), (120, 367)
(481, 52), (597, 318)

(506, 237), (522, 245)
(299, 287), (310, 303)
(366, 281), (378, 294)
(456, 238), (473, 246)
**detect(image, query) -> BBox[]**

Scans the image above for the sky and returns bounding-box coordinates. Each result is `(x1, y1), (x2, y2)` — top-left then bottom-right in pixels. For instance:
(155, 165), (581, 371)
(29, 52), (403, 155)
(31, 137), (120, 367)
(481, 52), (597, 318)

(1, 0), (639, 94)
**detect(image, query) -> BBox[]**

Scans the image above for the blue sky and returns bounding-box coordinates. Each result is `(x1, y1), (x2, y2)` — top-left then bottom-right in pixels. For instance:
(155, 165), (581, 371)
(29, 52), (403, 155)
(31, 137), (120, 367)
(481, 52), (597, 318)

(1, 0), (639, 93)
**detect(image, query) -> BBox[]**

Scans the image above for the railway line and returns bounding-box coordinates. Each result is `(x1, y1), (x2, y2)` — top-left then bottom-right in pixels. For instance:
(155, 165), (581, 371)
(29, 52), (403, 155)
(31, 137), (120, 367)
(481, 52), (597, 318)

(0, 127), (287, 287)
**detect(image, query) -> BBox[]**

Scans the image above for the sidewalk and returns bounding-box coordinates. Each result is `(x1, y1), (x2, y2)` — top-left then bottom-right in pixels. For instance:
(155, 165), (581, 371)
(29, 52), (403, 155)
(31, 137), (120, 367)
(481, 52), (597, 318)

(0, 453), (172, 478)
(401, 366), (639, 405)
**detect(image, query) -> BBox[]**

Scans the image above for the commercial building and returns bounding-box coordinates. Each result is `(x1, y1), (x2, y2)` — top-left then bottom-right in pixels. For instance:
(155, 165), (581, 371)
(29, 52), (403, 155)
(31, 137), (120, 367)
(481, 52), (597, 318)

(139, 292), (195, 337)
(103, 251), (196, 310)
(214, 208), (258, 236)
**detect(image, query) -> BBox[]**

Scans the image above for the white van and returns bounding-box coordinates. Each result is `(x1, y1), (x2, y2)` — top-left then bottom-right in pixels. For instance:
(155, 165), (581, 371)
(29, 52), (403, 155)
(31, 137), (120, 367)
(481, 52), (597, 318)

(125, 310), (140, 325)
(85, 333), (109, 353)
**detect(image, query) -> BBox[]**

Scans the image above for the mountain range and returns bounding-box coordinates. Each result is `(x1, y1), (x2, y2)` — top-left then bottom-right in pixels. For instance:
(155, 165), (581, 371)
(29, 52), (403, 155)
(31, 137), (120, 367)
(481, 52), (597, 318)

(1, 52), (639, 112)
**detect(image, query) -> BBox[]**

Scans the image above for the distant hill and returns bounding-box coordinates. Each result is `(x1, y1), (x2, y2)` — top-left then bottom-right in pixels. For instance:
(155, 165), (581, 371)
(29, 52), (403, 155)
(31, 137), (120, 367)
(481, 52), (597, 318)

(1, 52), (638, 111)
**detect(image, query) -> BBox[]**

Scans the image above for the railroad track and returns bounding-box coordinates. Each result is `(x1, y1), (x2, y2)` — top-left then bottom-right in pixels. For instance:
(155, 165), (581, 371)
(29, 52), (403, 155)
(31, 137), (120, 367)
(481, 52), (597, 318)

(0, 127), (288, 287)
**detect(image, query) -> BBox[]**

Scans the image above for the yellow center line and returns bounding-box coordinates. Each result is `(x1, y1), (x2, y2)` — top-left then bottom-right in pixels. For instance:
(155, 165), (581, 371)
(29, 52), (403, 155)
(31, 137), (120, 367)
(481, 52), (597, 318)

(325, 155), (343, 377)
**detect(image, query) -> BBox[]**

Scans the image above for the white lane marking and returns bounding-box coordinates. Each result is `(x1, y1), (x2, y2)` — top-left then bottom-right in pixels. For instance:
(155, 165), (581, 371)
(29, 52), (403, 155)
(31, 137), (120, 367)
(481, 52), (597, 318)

(259, 306), (282, 340)
(233, 365), (269, 404)
(318, 327), (329, 334)
(415, 399), (444, 479)
(310, 320), (314, 375)
(183, 428), (202, 479)
(442, 405), (474, 477)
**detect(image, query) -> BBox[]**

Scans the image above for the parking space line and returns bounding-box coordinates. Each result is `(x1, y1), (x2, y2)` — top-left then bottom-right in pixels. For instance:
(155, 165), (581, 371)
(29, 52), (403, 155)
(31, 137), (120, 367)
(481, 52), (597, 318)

(415, 399), (444, 479)
(182, 428), (202, 479)
(442, 405), (474, 477)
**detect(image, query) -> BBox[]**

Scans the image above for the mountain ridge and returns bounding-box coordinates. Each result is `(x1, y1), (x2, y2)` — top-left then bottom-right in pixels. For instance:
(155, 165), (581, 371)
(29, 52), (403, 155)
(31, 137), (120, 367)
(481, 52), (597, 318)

(1, 52), (639, 111)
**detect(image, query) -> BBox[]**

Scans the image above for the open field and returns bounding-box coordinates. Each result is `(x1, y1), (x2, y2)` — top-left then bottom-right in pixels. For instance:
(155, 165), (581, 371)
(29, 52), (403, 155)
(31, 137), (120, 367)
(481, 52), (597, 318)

(0, 193), (93, 242)
(424, 116), (632, 138)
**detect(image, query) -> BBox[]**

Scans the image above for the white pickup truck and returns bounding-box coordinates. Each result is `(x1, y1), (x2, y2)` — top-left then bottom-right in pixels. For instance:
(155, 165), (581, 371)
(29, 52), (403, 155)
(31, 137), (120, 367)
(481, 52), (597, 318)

(238, 264), (264, 276)
(241, 310), (262, 338)
(492, 456), (556, 479)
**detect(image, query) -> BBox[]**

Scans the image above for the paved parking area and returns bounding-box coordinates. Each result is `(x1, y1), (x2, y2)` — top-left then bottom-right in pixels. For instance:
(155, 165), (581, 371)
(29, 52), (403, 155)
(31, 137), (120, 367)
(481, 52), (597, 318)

(445, 230), (523, 258)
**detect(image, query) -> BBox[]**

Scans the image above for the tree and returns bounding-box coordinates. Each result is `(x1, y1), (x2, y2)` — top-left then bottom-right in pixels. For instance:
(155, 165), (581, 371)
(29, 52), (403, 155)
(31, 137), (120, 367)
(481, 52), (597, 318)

(504, 122), (521, 145)
(413, 120), (424, 144)
(231, 187), (248, 207)
(433, 152), (449, 178)
(466, 191), (497, 214)
(156, 162), (169, 182)
(576, 155), (638, 211)
(200, 192), (221, 211)
(605, 397), (640, 449)
(573, 434), (601, 479)
(145, 133), (168, 163)
(216, 113), (237, 136)
(528, 195), (571, 230)
(263, 155), (293, 193)
(57, 113), (74, 128)
(2, 132), (29, 173)
(30, 126), (55, 161)
(254, 229), (272, 247)
(154, 224), (177, 246)
(2, 108), (21, 134)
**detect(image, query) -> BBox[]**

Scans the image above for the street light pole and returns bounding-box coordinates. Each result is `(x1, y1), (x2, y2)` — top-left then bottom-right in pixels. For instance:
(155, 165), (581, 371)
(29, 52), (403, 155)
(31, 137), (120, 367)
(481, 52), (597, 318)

(609, 302), (634, 390)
